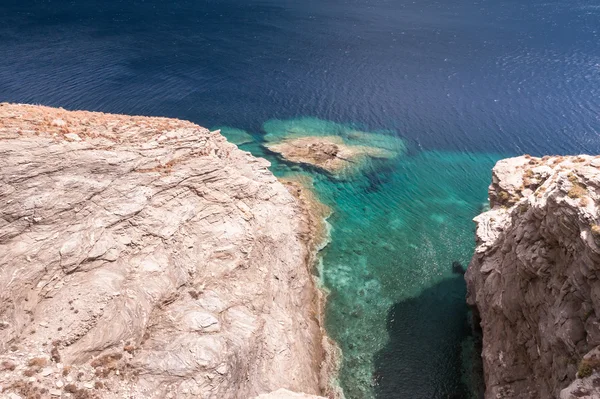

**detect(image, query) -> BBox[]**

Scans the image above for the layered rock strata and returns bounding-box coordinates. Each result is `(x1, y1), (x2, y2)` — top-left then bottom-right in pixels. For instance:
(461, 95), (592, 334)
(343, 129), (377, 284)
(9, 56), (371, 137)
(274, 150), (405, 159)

(466, 155), (600, 398)
(0, 103), (330, 399)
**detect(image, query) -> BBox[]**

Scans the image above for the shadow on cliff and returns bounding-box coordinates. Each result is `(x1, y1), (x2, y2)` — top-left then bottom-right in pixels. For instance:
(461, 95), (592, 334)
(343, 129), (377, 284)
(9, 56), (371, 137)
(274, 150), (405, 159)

(373, 272), (484, 399)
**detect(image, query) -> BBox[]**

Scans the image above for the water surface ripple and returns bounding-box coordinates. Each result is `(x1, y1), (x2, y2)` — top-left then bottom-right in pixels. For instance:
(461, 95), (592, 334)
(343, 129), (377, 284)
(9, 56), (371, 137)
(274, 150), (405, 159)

(1, 0), (599, 397)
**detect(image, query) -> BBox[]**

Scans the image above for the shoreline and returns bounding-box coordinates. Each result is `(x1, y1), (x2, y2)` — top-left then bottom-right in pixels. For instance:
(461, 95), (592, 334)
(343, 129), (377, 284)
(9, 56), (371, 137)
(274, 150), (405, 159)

(280, 176), (344, 399)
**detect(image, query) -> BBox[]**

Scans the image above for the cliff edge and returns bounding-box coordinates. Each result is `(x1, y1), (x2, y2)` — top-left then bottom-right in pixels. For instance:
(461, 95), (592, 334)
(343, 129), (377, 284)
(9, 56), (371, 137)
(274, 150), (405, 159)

(466, 155), (600, 398)
(0, 103), (330, 399)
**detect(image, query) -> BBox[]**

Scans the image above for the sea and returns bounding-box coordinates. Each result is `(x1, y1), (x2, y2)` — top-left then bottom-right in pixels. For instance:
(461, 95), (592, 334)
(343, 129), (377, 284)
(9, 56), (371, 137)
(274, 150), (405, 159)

(2, 0), (600, 397)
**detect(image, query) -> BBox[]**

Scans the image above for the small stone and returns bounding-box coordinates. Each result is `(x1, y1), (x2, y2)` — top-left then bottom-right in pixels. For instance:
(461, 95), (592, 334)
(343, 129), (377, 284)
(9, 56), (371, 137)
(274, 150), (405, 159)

(64, 133), (82, 142)
(56, 363), (63, 369)
(83, 382), (94, 389)
(216, 364), (227, 375)
(41, 368), (53, 377)
(49, 389), (62, 397)
(66, 376), (73, 382)
(28, 377), (36, 383)
(39, 321), (49, 328)
(51, 118), (66, 127)
(8, 393), (23, 399)
(56, 380), (64, 388)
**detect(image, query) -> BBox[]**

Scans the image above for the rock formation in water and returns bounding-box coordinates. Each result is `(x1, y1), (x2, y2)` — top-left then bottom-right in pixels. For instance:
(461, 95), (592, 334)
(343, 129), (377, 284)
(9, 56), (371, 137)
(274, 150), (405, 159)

(466, 155), (600, 398)
(265, 135), (395, 175)
(0, 103), (333, 399)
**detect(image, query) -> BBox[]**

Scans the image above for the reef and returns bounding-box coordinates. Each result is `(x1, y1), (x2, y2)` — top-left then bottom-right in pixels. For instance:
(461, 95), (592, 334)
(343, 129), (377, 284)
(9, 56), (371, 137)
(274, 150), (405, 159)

(265, 135), (395, 175)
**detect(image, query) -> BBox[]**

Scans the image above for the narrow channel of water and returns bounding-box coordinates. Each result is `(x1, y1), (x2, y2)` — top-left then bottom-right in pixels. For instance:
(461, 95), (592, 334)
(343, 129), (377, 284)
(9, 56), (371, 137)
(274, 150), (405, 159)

(220, 120), (498, 398)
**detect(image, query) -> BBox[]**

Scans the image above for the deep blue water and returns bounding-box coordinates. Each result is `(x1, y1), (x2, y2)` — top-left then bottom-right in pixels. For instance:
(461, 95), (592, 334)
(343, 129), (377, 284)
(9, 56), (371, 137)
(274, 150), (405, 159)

(3, 0), (600, 155)
(2, 0), (600, 398)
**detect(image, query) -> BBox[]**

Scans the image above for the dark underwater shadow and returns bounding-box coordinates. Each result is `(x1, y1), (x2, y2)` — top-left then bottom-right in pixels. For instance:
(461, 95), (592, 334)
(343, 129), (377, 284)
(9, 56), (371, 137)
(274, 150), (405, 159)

(373, 274), (484, 399)
(363, 162), (396, 193)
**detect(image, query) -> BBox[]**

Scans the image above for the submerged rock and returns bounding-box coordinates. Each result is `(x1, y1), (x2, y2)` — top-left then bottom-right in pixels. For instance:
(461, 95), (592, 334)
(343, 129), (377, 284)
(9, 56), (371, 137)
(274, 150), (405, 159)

(0, 103), (332, 399)
(466, 155), (600, 398)
(213, 126), (255, 146)
(261, 117), (406, 177)
(451, 261), (465, 275)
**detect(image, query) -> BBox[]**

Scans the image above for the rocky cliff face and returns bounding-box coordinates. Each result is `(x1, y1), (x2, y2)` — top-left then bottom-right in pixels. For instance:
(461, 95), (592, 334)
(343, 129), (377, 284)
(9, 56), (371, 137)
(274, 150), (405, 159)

(0, 104), (331, 399)
(466, 155), (600, 399)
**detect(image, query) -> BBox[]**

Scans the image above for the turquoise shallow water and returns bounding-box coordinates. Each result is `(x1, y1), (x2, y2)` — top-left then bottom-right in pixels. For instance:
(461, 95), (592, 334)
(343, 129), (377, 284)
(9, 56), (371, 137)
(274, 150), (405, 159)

(4, 0), (598, 396)
(219, 118), (500, 399)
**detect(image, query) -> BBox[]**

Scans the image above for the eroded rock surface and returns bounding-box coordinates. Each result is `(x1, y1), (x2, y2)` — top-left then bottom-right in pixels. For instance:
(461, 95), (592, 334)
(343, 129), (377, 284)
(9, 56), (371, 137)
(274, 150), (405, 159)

(0, 103), (330, 399)
(466, 155), (600, 398)
(560, 346), (600, 399)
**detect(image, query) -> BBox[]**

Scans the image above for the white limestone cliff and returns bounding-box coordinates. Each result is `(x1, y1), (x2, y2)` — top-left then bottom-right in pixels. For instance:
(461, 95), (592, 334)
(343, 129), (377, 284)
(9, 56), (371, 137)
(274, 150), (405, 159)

(0, 104), (333, 399)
